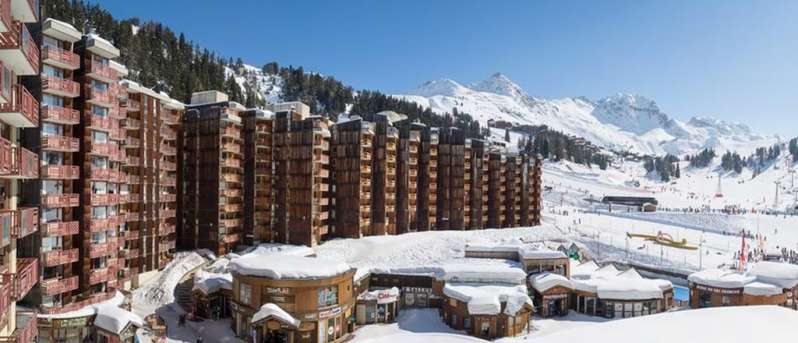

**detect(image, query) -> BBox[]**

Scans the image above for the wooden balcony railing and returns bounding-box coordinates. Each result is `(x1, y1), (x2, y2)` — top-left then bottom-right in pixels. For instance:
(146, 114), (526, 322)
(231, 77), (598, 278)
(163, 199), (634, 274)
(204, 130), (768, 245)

(0, 84), (38, 127)
(86, 87), (115, 107)
(87, 60), (117, 82)
(88, 267), (116, 285)
(89, 215), (124, 232)
(0, 274), (11, 328)
(41, 164), (80, 180)
(89, 240), (118, 259)
(41, 275), (79, 297)
(41, 248), (78, 267)
(10, 146), (38, 178)
(42, 193), (80, 208)
(0, 21), (40, 75)
(41, 104), (80, 125)
(85, 113), (119, 132)
(42, 220), (79, 237)
(42, 45), (79, 70)
(13, 257), (37, 299)
(41, 134), (79, 152)
(42, 75), (80, 97)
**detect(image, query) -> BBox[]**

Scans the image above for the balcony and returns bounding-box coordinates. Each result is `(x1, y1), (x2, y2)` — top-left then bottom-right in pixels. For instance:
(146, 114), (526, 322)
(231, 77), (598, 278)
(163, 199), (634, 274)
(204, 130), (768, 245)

(159, 193), (176, 202)
(161, 176), (176, 186)
(127, 175), (140, 184)
(124, 136), (140, 148)
(123, 117), (140, 129)
(11, 207), (36, 239)
(42, 75), (80, 97)
(161, 145), (176, 156)
(42, 193), (79, 208)
(126, 156), (140, 166)
(41, 134), (79, 152)
(161, 127), (176, 140)
(0, 210), (10, 248)
(41, 275), (79, 297)
(126, 211), (140, 222)
(160, 209), (176, 218)
(86, 88), (116, 107)
(0, 22), (39, 75)
(86, 60), (117, 83)
(0, 84), (38, 127)
(124, 99), (140, 112)
(13, 257), (37, 299)
(89, 215), (123, 232)
(42, 105), (79, 125)
(86, 141), (121, 158)
(161, 160), (176, 171)
(109, 127), (125, 141)
(0, 274), (10, 328)
(87, 193), (119, 207)
(42, 45), (79, 70)
(41, 248), (79, 267)
(124, 229), (139, 240)
(1, 309), (38, 343)
(89, 240), (118, 258)
(85, 113), (119, 132)
(89, 267), (116, 285)
(42, 220), (79, 237)
(159, 241), (176, 251)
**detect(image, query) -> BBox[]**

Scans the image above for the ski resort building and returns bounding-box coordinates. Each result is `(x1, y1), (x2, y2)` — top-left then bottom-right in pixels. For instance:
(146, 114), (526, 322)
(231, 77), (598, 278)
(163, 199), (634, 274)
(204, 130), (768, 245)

(241, 109), (274, 244)
(687, 262), (798, 309)
(229, 255), (357, 343)
(395, 128), (419, 233)
(180, 92), (245, 255)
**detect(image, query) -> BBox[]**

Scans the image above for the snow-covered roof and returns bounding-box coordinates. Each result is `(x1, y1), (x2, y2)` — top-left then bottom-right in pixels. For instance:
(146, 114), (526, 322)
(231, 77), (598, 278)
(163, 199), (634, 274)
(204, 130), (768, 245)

(464, 238), (566, 260)
(229, 255), (352, 280)
(617, 268), (643, 279)
(85, 33), (120, 59)
(443, 283), (533, 316)
(239, 243), (315, 258)
(573, 276), (665, 300)
(109, 60), (128, 77)
(571, 260), (600, 279)
(193, 270), (233, 295)
(93, 303), (144, 335)
(743, 282), (784, 297)
(747, 262), (798, 289)
(39, 291), (126, 320)
(43, 18), (82, 43)
(529, 273), (574, 293)
(593, 264), (620, 277)
(524, 306), (798, 343)
(251, 303), (300, 328)
(440, 260), (526, 284)
(687, 269), (756, 289)
(518, 246), (567, 260)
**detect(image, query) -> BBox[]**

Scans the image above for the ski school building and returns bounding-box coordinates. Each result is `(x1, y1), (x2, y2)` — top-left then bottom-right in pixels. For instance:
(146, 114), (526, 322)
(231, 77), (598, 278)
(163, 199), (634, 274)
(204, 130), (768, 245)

(687, 262), (798, 309)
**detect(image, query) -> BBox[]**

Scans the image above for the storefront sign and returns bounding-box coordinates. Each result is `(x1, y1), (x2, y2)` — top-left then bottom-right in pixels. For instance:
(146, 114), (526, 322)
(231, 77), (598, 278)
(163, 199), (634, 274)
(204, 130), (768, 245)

(694, 284), (741, 295)
(53, 317), (89, 329)
(265, 287), (291, 295)
(319, 306), (342, 319)
(377, 290), (399, 304)
(545, 294), (569, 300)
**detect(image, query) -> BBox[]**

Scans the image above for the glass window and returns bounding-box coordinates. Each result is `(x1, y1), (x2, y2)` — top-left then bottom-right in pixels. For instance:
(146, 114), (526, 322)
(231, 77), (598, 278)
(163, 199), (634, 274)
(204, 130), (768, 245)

(92, 257), (107, 269)
(92, 206), (107, 219)
(41, 236), (62, 252)
(43, 65), (64, 78)
(2, 66), (11, 99)
(42, 208), (62, 223)
(92, 105), (108, 117)
(92, 156), (108, 168)
(91, 231), (106, 244)
(92, 80), (109, 92)
(43, 36), (60, 50)
(240, 283), (252, 305)
(93, 55), (109, 66)
(42, 94), (64, 107)
(92, 130), (108, 143)
(43, 123), (64, 136)
(42, 180), (63, 195)
(42, 151), (64, 166)
(92, 182), (107, 195)
(318, 286), (339, 307)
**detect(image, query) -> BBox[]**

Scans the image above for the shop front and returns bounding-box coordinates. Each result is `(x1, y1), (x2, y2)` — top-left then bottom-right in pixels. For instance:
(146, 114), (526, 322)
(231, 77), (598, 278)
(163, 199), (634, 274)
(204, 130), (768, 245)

(356, 287), (400, 325)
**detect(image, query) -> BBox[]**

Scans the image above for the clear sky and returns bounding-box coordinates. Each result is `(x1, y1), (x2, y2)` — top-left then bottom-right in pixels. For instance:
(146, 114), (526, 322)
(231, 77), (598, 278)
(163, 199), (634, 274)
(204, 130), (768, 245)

(88, 0), (797, 136)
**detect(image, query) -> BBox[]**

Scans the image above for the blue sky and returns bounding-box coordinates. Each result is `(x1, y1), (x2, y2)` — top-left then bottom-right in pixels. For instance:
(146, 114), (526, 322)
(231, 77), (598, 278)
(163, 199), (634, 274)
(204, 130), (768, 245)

(89, 0), (798, 136)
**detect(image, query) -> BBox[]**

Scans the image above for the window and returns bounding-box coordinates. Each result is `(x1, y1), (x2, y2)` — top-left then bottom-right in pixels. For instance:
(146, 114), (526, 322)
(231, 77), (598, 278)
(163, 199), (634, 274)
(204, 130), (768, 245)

(43, 36), (61, 50)
(41, 236), (62, 252)
(464, 317), (471, 330)
(92, 182), (108, 195)
(43, 123), (64, 136)
(42, 151), (63, 166)
(91, 231), (107, 244)
(42, 94), (64, 107)
(43, 65), (64, 78)
(318, 286), (338, 307)
(92, 80), (109, 92)
(2, 66), (11, 99)
(92, 130), (108, 143)
(92, 156), (109, 169)
(240, 283), (252, 305)
(92, 105), (108, 117)
(42, 180), (63, 195)
(721, 295), (731, 306)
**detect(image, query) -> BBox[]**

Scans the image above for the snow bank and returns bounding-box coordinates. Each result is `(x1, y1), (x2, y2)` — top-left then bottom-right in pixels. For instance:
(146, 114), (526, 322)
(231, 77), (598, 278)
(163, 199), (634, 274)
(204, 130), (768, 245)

(520, 306), (798, 343)
(440, 259), (526, 284)
(131, 251), (208, 316)
(443, 283), (532, 316)
(193, 270), (233, 295)
(251, 303), (300, 327)
(529, 273), (574, 293)
(229, 255), (352, 279)
(94, 303), (144, 335)
(747, 261), (798, 289)
(687, 269), (755, 289)
(743, 282), (784, 296)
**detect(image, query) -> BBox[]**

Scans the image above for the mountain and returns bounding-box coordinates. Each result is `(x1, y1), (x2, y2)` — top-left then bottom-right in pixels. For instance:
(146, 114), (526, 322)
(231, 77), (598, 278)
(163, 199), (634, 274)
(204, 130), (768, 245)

(395, 74), (780, 156)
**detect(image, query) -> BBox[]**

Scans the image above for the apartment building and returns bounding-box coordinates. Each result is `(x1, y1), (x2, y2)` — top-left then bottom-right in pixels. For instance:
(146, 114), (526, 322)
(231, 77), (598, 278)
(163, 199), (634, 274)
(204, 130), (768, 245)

(241, 109), (273, 244)
(436, 127), (465, 230)
(0, 1), (40, 342)
(331, 117), (373, 238)
(415, 125), (438, 231)
(180, 91), (244, 255)
(370, 113), (397, 235)
(395, 128), (419, 234)
(120, 80), (182, 281)
(464, 139), (487, 230)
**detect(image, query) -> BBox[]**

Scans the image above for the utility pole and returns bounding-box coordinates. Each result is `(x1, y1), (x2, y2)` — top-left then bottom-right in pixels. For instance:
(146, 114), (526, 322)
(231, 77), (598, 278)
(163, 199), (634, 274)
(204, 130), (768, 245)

(790, 169), (796, 190)
(775, 181), (782, 208)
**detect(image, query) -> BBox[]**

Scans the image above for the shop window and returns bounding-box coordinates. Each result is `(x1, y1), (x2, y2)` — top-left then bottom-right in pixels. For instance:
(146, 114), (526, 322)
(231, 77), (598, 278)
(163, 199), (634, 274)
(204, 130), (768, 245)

(464, 317), (471, 330)
(480, 321), (490, 337)
(318, 286), (338, 307)
(240, 283), (252, 305)
(451, 314), (457, 326)
(721, 295), (730, 306)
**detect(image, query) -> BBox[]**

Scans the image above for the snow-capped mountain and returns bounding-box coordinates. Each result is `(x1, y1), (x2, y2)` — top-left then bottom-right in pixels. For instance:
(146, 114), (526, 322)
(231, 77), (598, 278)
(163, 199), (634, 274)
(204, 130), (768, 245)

(395, 73), (779, 156)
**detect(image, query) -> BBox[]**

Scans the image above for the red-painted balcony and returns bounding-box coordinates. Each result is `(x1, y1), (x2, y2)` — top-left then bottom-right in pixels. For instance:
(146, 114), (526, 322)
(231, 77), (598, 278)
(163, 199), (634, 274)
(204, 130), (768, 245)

(41, 164), (79, 180)
(124, 229), (139, 240)
(86, 60), (117, 83)
(111, 169), (126, 183)
(161, 222), (175, 235)
(89, 240), (118, 259)
(0, 84), (39, 128)
(40, 290), (114, 314)
(160, 209), (176, 219)
(127, 175), (140, 184)
(161, 145), (176, 156)
(124, 99), (140, 112)
(127, 249), (140, 259)
(86, 141), (121, 158)
(41, 275), (79, 297)
(89, 215), (123, 232)
(41, 220), (79, 237)
(109, 127), (125, 141)
(0, 22), (39, 75)
(89, 267), (116, 285)
(118, 193), (132, 204)
(11, 207), (37, 239)
(41, 134), (79, 152)
(13, 257), (37, 299)
(42, 105), (79, 125)
(159, 241), (176, 251)
(222, 126), (240, 138)
(110, 149), (127, 163)
(8, 146), (37, 179)
(161, 160), (176, 171)
(161, 176), (176, 186)
(124, 136), (140, 148)
(87, 166), (113, 181)
(109, 105), (126, 120)
(123, 117), (140, 130)
(161, 127), (176, 140)
(42, 193), (80, 208)
(42, 45), (79, 70)
(126, 156), (140, 166)
(41, 248), (78, 267)
(160, 194), (176, 202)
(126, 211), (140, 222)
(162, 111), (179, 125)
(87, 193), (119, 207)
(86, 87), (116, 108)
(3, 309), (38, 343)
(85, 113), (119, 132)
(42, 75), (80, 98)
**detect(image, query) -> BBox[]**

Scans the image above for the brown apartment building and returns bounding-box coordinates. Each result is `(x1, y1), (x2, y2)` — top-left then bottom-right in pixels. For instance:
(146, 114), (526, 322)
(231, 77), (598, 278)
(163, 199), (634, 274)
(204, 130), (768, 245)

(0, 0), (41, 341)
(436, 127), (465, 230)
(395, 128), (419, 234)
(241, 109), (273, 245)
(331, 117), (373, 238)
(180, 91), (245, 255)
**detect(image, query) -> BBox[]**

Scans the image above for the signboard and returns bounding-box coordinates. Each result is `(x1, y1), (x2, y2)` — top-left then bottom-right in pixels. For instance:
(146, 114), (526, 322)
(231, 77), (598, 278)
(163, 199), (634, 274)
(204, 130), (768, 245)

(53, 317), (89, 329)
(265, 287), (291, 295)
(319, 306), (342, 319)
(694, 284), (742, 295)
